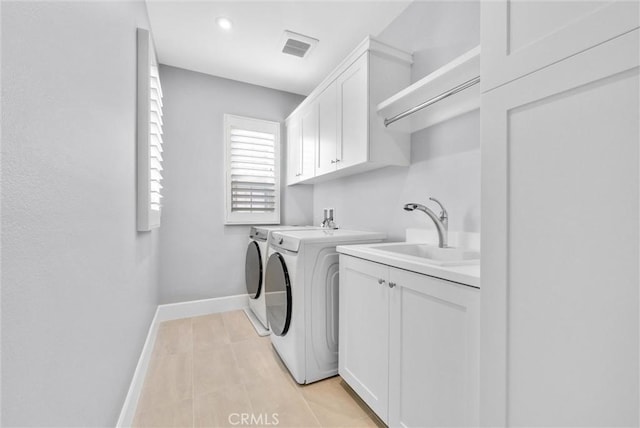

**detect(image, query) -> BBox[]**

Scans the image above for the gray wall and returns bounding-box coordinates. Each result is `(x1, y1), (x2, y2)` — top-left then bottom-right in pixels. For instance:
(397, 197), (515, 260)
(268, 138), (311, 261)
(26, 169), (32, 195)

(313, 0), (481, 240)
(157, 65), (309, 304)
(2, 1), (159, 426)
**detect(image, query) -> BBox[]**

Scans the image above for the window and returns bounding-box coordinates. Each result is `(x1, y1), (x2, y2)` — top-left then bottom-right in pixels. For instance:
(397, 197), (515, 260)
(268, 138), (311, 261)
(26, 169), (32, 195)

(137, 28), (164, 231)
(224, 114), (281, 225)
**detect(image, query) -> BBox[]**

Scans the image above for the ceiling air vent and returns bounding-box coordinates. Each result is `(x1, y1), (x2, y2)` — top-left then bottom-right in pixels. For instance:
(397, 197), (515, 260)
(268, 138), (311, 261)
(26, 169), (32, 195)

(281, 30), (318, 58)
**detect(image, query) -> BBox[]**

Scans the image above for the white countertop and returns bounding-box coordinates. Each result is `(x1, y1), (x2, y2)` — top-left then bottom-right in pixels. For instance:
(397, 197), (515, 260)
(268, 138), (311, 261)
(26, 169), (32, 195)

(337, 230), (481, 288)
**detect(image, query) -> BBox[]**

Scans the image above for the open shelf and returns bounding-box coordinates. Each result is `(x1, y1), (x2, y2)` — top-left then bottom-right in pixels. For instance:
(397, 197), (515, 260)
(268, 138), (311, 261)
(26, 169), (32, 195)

(377, 46), (480, 133)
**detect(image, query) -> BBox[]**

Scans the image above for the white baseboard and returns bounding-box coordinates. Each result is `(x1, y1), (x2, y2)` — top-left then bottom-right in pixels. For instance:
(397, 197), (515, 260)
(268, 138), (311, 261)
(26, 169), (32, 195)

(116, 294), (249, 427)
(115, 308), (160, 428)
(156, 294), (249, 322)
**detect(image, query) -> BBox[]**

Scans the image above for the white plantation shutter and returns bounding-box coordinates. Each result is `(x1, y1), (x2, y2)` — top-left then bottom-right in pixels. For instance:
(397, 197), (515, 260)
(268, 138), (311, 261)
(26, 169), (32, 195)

(148, 65), (164, 212)
(230, 129), (276, 212)
(137, 28), (164, 231)
(224, 115), (281, 224)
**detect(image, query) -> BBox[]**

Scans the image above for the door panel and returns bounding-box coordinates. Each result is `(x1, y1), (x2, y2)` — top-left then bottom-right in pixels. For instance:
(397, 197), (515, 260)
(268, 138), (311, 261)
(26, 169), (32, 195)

(300, 104), (317, 180)
(481, 30), (639, 426)
(338, 255), (389, 423)
(316, 81), (338, 176)
(265, 252), (292, 337)
(389, 269), (479, 428)
(338, 53), (369, 169)
(245, 241), (262, 298)
(482, 0), (639, 91)
(286, 119), (301, 185)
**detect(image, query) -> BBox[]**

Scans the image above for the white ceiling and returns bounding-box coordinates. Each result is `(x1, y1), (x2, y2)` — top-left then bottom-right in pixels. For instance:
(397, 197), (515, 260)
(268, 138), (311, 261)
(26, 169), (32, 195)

(146, 1), (412, 95)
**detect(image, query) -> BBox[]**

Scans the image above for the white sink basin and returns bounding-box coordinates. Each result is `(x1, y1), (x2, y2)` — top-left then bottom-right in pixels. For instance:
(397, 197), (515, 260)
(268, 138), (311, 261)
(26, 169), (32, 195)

(373, 243), (480, 266)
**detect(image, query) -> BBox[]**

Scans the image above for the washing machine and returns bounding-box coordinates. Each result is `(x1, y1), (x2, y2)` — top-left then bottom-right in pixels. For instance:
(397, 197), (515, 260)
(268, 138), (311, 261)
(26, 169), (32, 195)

(264, 229), (386, 384)
(245, 225), (320, 329)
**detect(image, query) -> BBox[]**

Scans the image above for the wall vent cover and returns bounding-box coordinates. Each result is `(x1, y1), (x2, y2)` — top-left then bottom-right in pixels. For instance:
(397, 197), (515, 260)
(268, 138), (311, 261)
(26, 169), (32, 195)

(281, 30), (318, 58)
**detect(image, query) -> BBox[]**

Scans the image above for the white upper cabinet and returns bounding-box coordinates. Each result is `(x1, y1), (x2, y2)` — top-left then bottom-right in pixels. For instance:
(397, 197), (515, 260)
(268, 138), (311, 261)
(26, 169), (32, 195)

(316, 81), (338, 176)
(286, 37), (412, 185)
(300, 103), (317, 181)
(287, 103), (317, 185)
(482, 0), (639, 91)
(286, 117), (302, 184)
(336, 53), (369, 171)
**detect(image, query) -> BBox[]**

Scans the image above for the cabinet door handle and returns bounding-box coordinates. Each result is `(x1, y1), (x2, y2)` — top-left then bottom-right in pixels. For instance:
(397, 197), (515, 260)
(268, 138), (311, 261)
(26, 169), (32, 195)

(330, 159), (336, 164)
(335, 159), (341, 163)
(388, 282), (396, 288)
(295, 173), (302, 177)
(378, 278), (386, 285)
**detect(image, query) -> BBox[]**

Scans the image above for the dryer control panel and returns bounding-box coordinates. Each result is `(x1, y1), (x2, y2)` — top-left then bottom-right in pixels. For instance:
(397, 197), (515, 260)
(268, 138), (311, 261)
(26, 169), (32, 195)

(269, 233), (301, 253)
(249, 227), (268, 241)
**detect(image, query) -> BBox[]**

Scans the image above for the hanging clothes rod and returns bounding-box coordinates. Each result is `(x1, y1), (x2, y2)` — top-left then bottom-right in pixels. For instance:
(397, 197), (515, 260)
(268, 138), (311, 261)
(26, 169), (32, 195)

(383, 76), (481, 127)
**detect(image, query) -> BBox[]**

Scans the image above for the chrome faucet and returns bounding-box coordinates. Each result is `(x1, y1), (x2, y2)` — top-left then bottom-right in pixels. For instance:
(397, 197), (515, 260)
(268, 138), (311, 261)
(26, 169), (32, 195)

(403, 197), (449, 248)
(321, 208), (338, 229)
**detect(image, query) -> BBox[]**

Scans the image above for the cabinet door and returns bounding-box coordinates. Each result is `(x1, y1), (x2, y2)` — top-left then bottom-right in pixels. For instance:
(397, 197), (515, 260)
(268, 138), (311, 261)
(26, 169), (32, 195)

(388, 269), (479, 428)
(300, 103), (317, 180)
(338, 255), (390, 423)
(316, 81), (338, 176)
(481, 31), (639, 426)
(286, 118), (302, 185)
(337, 53), (369, 170)
(482, 0), (639, 91)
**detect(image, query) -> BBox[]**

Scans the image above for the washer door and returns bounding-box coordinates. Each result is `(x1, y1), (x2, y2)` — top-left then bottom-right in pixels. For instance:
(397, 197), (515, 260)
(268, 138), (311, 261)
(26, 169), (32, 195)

(245, 241), (263, 299)
(265, 252), (292, 337)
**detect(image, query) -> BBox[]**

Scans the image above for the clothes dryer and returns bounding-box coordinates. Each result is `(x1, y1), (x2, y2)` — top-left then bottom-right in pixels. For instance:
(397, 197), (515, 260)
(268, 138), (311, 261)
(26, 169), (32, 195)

(245, 225), (319, 329)
(264, 229), (385, 383)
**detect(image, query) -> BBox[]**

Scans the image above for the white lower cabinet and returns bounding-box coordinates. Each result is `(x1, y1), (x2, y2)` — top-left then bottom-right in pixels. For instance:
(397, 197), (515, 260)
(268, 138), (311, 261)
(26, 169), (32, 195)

(339, 256), (390, 421)
(388, 268), (480, 427)
(339, 255), (480, 427)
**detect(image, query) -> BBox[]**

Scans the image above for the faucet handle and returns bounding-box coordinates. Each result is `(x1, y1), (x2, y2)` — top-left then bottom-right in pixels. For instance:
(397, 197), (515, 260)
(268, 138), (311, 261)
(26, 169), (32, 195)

(429, 197), (448, 221)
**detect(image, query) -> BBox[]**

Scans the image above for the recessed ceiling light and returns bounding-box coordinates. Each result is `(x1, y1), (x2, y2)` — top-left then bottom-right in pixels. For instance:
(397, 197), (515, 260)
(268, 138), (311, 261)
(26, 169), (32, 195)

(216, 17), (232, 31)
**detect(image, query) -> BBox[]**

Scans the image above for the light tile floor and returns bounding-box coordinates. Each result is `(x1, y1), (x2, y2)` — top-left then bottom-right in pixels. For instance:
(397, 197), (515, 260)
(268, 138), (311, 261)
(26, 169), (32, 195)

(133, 310), (384, 428)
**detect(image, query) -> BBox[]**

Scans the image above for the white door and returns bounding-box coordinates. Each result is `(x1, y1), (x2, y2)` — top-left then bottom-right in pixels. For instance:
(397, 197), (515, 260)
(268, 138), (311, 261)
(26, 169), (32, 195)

(338, 53), (369, 170)
(316, 81), (338, 176)
(338, 255), (390, 423)
(481, 30), (639, 426)
(388, 269), (479, 428)
(300, 103), (318, 180)
(286, 118), (301, 185)
(482, 0), (639, 91)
